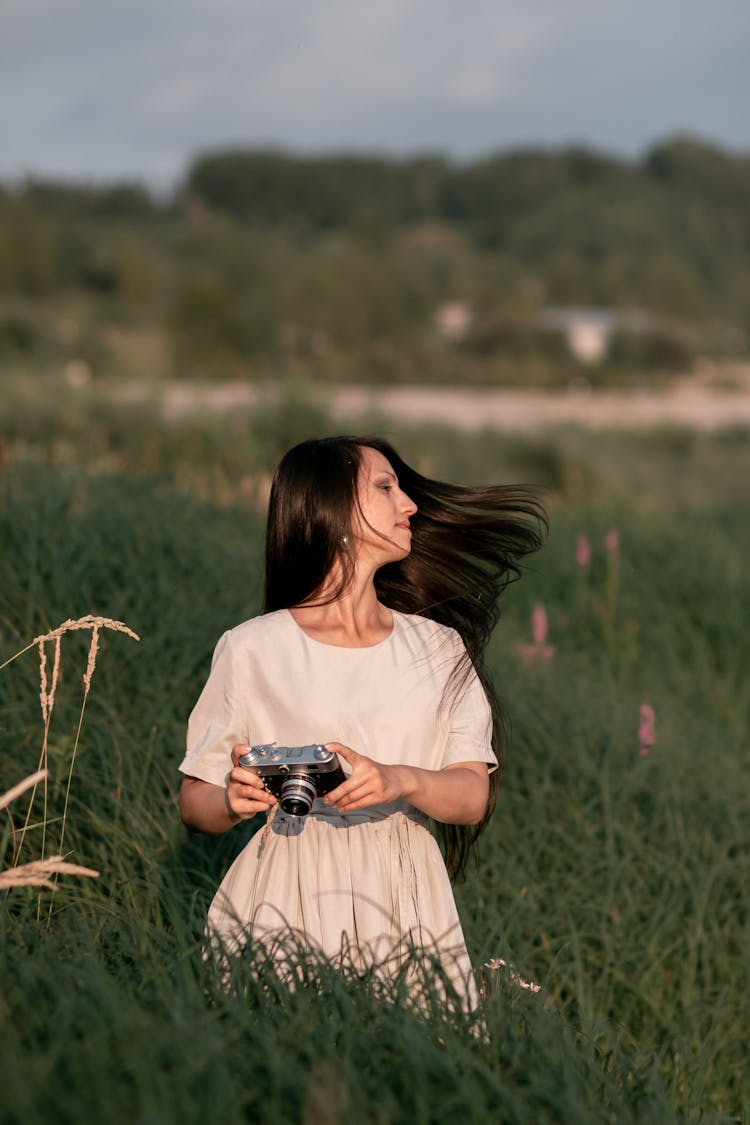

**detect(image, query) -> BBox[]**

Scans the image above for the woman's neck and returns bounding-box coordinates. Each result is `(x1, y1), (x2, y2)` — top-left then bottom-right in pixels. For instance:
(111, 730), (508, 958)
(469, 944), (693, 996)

(290, 581), (393, 648)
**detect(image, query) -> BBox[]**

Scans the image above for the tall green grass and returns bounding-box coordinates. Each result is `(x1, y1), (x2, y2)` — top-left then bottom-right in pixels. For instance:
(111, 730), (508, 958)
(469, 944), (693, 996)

(1, 394), (748, 1122)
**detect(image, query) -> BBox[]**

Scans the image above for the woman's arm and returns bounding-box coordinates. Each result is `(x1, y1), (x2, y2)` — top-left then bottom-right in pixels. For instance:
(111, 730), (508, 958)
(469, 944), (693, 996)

(325, 743), (489, 826)
(179, 745), (277, 834)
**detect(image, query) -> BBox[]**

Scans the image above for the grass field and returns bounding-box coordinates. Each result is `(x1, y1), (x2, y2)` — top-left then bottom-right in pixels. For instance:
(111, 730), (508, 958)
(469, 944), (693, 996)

(1, 381), (748, 1123)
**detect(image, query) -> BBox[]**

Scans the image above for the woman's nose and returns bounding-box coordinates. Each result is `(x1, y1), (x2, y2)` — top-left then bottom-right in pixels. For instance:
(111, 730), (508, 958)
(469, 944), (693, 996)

(401, 491), (418, 515)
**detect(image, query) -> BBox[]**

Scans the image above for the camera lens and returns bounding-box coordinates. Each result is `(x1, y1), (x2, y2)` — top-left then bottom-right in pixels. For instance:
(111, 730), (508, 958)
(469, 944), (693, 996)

(279, 773), (317, 817)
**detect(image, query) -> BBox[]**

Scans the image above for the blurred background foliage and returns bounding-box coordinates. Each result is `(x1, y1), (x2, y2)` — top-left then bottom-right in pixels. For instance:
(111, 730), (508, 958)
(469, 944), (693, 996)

(0, 135), (747, 388)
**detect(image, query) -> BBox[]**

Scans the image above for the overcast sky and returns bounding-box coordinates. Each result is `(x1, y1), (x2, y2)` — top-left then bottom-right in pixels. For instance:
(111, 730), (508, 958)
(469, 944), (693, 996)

(1, 0), (748, 188)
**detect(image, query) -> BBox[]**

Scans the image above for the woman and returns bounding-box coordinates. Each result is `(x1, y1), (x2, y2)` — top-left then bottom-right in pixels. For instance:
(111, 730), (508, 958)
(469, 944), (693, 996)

(179, 435), (545, 1011)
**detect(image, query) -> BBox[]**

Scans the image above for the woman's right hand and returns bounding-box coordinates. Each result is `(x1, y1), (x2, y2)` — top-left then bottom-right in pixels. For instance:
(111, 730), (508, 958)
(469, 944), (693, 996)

(226, 744), (278, 820)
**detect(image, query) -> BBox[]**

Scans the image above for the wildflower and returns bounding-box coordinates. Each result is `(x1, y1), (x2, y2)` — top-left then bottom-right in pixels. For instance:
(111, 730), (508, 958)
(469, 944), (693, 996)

(518, 604), (555, 666)
(638, 703), (656, 756)
(605, 527), (620, 553)
(484, 957), (542, 994)
(532, 605), (548, 646)
(576, 533), (591, 569)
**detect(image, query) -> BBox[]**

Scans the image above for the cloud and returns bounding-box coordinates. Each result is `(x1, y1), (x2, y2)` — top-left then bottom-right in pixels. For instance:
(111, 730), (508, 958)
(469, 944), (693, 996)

(0, 0), (747, 185)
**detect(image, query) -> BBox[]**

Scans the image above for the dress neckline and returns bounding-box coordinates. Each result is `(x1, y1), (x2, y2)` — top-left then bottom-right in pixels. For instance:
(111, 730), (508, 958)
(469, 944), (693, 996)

(285, 607), (398, 651)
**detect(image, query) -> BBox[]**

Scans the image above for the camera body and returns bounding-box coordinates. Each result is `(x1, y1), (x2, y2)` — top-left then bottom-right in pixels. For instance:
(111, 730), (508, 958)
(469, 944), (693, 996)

(238, 743), (346, 817)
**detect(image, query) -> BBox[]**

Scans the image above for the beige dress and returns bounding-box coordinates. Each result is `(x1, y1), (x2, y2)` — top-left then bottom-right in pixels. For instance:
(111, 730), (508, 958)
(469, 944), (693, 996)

(179, 608), (497, 1010)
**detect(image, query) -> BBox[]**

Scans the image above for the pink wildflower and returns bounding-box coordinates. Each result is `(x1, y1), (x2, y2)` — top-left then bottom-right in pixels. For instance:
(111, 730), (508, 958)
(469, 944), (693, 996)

(518, 604), (555, 666)
(485, 957), (542, 994)
(532, 605), (548, 646)
(605, 527), (620, 553)
(638, 703), (656, 756)
(576, 533), (591, 569)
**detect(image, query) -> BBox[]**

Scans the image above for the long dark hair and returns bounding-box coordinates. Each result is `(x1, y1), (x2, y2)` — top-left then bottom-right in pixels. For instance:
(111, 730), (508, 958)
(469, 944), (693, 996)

(264, 435), (547, 880)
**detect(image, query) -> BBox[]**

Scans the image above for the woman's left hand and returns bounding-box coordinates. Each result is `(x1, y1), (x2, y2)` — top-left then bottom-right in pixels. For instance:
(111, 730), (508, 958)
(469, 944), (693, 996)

(323, 742), (403, 811)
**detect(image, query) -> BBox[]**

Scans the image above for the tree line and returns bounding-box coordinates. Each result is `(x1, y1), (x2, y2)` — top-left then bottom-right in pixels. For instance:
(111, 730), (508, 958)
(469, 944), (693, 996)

(0, 136), (747, 384)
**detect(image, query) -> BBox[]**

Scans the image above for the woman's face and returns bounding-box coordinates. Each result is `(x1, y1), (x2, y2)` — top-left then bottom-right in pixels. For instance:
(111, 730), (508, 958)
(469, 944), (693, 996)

(352, 446), (418, 566)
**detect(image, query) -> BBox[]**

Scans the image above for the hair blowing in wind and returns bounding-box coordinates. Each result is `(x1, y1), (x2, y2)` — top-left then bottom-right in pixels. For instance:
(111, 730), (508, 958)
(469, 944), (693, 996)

(264, 436), (547, 879)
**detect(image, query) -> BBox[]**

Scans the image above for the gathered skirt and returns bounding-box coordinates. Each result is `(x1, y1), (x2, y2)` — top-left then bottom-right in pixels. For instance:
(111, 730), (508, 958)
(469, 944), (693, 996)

(206, 805), (480, 1012)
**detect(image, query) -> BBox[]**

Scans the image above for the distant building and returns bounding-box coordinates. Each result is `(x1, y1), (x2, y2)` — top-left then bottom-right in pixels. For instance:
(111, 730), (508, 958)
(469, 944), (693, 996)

(540, 307), (653, 364)
(540, 307), (617, 364)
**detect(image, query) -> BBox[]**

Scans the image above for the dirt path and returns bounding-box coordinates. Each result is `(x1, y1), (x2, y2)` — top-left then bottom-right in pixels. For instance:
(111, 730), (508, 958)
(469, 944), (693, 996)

(328, 381), (750, 431)
(117, 367), (750, 431)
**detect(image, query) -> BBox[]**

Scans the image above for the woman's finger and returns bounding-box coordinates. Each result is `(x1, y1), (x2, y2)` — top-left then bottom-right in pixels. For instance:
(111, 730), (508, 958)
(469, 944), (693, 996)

(230, 763), (265, 784)
(336, 790), (376, 811)
(327, 742), (359, 769)
(231, 743), (255, 767)
(229, 772), (271, 800)
(240, 782), (275, 803)
(325, 764), (375, 800)
(227, 785), (276, 817)
(326, 776), (377, 807)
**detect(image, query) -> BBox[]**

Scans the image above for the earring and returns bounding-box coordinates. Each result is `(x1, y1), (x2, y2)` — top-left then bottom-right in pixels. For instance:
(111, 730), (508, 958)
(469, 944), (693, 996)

(340, 534), (351, 551)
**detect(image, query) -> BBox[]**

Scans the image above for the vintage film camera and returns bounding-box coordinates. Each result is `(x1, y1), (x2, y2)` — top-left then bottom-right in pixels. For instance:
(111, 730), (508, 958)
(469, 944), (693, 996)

(238, 743), (346, 817)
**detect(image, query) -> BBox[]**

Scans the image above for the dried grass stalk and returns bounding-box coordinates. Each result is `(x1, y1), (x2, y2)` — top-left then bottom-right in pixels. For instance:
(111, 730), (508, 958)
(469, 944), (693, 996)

(33, 614), (140, 646)
(33, 614), (140, 714)
(0, 769), (47, 813)
(0, 856), (99, 891)
(38, 634), (62, 725)
(7, 614), (140, 872)
(1, 770), (100, 890)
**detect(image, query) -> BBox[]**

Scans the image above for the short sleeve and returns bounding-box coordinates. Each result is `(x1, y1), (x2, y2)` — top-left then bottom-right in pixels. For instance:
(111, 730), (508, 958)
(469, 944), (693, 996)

(440, 651), (498, 774)
(178, 630), (246, 788)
